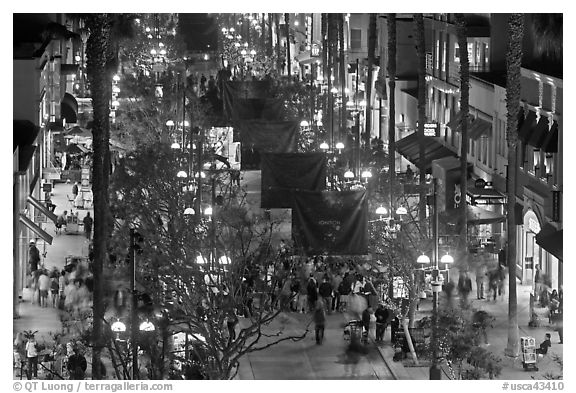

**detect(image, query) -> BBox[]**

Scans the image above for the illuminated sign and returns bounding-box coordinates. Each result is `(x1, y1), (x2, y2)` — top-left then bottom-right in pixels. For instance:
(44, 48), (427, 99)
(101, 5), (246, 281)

(311, 43), (320, 57)
(424, 122), (439, 137)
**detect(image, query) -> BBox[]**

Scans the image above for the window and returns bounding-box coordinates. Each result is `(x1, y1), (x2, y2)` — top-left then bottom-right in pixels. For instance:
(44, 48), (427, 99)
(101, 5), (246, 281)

(350, 29), (362, 50)
(435, 39), (440, 70)
(442, 40), (447, 73)
(454, 43), (460, 63)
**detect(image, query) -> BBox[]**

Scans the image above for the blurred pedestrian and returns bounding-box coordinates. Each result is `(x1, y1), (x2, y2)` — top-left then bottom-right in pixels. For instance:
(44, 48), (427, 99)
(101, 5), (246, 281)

(72, 182), (79, 198)
(457, 271), (473, 306)
(56, 211), (67, 235)
(38, 270), (50, 308)
(227, 311), (238, 345)
(28, 241), (40, 276)
(375, 303), (390, 342)
(361, 306), (373, 343)
(306, 274), (318, 313)
(313, 301), (326, 345)
(331, 272), (342, 311)
(318, 276), (333, 314)
(475, 261), (486, 299)
(50, 274), (59, 307)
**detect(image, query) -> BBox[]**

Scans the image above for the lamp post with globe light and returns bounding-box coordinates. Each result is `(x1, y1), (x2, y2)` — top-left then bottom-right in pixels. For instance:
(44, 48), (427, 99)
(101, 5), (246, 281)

(415, 177), (454, 379)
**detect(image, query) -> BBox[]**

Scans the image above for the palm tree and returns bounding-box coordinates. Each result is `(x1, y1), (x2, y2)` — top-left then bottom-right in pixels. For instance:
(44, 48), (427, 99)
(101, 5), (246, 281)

(455, 13), (469, 265)
(387, 14), (396, 210)
(413, 14), (427, 223)
(338, 14), (346, 142)
(83, 13), (137, 379)
(284, 13), (291, 77)
(84, 14), (113, 381)
(366, 14), (377, 149)
(503, 13), (524, 358)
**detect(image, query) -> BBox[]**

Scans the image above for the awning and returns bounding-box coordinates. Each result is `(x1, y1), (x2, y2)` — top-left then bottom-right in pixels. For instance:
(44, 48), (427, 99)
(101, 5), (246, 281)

(445, 111), (463, 130)
(443, 205), (506, 226)
(61, 92), (78, 124)
(541, 120), (558, 153)
(19, 213), (53, 245)
(535, 224), (562, 260)
(527, 116), (549, 148)
(27, 195), (58, 224)
(466, 186), (506, 205)
(518, 110), (537, 143)
(466, 205), (506, 225)
(469, 117), (492, 139)
(14, 119), (40, 151)
(65, 143), (89, 154)
(445, 111), (474, 132)
(17, 145), (37, 172)
(396, 132), (457, 170)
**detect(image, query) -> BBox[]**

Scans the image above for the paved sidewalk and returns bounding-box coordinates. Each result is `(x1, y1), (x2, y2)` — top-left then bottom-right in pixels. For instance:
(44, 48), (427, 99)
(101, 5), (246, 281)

(14, 181), (93, 343)
(378, 273), (563, 380)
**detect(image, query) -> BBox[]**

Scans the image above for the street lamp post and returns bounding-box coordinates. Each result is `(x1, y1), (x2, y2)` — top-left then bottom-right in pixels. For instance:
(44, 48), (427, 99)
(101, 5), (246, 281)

(129, 227), (139, 379)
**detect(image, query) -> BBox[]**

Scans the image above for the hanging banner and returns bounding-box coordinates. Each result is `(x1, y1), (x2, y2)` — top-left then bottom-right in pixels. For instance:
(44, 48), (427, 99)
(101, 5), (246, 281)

(222, 81), (275, 119)
(292, 190), (368, 256)
(237, 120), (299, 169)
(229, 98), (285, 120)
(261, 153), (326, 208)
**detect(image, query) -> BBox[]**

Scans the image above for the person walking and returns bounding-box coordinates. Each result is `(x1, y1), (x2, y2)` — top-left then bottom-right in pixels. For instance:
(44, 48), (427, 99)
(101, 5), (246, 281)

(82, 212), (93, 240)
(58, 270), (67, 309)
(226, 311), (238, 345)
(200, 74), (207, 94)
(374, 303), (390, 342)
(361, 306), (373, 343)
(457, 271), (473, 306)
(306, 273), (318, 313)
(25, 335), (38, 379)
(56, 211), (67, 235)
(50, 274), (59, 307)
(28, 241), (40, 276)
(318, 276), (333, 314)
(475, 261), (486, 299)
(313, 301), (326, 345)
(331, 272), (342, 312)
(72, 182), (79, 198)
(37, 269), (50, 308)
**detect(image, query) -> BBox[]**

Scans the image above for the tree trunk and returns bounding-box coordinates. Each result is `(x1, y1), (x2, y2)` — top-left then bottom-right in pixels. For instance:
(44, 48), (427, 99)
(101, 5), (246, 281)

(504, 13), (524, 358)
(366, 14), (377, 148)
(85, 14), (112, 380)
(284, 13), (291, 77)
(275, 14), (282, 73)
(455, 14), (470, 267)
(338, 14), (346, 143)
(413, 14), (427, 223)
(403, 318), (419, 365)
(387, 14), (396, 209)
(267, 14), (274, 57)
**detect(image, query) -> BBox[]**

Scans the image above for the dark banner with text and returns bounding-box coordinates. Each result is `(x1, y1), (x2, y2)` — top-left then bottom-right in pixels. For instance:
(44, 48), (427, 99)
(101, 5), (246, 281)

(237, 121), (299, 169)
(292, 190), (368, 255)
(261, 153), (326, 208)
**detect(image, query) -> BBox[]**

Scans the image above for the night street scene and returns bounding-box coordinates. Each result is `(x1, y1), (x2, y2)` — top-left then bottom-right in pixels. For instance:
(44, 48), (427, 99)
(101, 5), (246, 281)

(13, 12), (563, 383)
